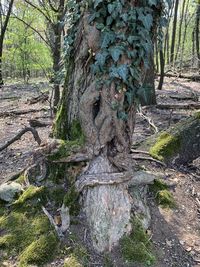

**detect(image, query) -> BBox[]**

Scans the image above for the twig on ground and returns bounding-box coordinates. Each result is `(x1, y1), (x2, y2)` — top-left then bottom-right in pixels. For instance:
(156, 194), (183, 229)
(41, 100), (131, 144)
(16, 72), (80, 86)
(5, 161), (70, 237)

(0, 127), (41, 152)
(137, 107), (158, 133)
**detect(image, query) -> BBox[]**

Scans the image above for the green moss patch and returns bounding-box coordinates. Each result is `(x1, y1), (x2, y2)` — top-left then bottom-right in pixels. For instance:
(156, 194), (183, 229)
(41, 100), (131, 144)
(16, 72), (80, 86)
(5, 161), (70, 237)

(14, 185), (45, 205)
(149, 179), (176, 208)
(149, 132), (181, 161)
(0, 184), (58, 266)
(19, 233), (58, 267)
(120, 219), (156, 266)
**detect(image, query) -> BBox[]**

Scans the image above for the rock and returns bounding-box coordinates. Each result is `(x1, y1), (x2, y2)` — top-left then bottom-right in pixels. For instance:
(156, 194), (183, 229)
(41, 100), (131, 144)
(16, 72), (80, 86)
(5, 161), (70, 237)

(0, 182), (22, 202)
(60, 204), (70, 233)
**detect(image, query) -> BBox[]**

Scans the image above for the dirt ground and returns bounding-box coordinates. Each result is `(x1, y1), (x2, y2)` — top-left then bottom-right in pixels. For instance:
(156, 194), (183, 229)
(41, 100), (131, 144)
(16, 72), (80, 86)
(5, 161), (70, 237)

(0, 77), (200, 267)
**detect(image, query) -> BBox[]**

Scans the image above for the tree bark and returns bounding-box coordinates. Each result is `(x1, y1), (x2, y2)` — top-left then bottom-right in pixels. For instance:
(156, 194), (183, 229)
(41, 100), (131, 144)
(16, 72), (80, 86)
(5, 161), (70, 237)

(53, 1), (161, 252)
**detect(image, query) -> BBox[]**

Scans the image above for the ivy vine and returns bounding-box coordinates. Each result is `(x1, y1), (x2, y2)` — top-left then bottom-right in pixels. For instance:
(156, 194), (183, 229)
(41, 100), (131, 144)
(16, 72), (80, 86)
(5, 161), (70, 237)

(63, 0), (171, 120)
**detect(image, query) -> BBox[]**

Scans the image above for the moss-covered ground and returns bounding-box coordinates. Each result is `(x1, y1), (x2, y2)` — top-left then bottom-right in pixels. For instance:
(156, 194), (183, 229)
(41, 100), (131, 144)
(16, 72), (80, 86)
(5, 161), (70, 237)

(149, 179), (176, 208)
(120, 219), (156, 266)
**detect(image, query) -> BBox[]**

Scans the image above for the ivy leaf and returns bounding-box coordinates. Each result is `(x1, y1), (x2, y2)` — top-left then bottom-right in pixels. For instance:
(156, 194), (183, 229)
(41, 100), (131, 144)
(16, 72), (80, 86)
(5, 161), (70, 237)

(108, 3), (115, 14)
(94, 0), (103, 8)
(106, 16), (113, 26)
(117, 64), (128, 81)
(109, 46), (124, 62)
(138, 13), (153, 31)
(95, 51), (108, 67)
(101, 31), (116, 48)
(148, 0), (157, 6)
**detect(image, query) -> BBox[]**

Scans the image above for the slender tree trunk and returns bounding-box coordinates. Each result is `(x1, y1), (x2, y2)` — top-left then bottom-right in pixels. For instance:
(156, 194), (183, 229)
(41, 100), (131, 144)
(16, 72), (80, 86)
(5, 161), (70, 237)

(0, 42), (3, 86)
(195, 3), (200, 72)
(52, 23), (62, 108)
(158, 49), (165, 90)
(175, 0), (186, 62)
(170, 0), (179, 64)
(180, 0), (190, 72)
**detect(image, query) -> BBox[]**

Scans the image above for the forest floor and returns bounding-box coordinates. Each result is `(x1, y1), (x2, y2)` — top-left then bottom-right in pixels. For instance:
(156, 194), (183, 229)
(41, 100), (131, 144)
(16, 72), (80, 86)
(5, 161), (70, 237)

(0, 77), (200, 267)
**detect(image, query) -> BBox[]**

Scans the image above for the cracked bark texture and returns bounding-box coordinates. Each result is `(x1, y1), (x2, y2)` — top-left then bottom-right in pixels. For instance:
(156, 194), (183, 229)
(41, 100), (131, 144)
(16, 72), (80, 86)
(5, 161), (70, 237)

(54, 5), (156, 252)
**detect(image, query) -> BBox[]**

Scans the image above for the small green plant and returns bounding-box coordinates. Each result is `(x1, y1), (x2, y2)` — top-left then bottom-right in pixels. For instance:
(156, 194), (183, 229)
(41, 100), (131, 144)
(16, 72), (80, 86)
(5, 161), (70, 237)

(120, 219), (156, 266)
(149, 179), (176, 208)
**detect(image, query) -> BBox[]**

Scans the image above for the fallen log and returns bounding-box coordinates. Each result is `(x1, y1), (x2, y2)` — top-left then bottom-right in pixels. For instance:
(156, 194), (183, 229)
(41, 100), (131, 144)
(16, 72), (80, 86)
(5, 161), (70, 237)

(29, 119), (51, 128)
(156, 103), (200, 110)
(0, 108), (49, 117)
(158, 72), (200, 81)
(138, 112), (200, 165)
(0, 127), (41, 152)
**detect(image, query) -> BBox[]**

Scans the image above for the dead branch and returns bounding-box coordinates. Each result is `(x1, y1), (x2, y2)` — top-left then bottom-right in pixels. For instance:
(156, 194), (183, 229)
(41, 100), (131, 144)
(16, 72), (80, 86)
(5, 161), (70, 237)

(0, 127), (41, 152)
(29, 119), (51, 128)
(156, 103), (200, 110)
(137, 106), (158, 133)
(130, 149), (150, 155)
(131, 155), (166, 167)
(27, 93), (49, 105)
(53, 152), (91, 163)
(0, 108), (49, 117)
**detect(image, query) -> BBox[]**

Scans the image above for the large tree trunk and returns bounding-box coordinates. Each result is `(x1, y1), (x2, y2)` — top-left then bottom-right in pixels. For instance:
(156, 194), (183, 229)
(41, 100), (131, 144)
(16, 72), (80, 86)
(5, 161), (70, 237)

(54, 1), (161, 252)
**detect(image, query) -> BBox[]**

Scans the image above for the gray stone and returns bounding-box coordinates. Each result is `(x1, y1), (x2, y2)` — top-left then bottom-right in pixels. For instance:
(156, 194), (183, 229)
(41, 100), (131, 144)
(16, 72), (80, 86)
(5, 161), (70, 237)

(0, 182), (22, 202)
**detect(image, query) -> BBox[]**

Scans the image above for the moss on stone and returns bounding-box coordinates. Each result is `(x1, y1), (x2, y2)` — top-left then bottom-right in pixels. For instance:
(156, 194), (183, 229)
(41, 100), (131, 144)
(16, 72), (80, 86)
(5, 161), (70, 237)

(194, 111), (200, 119)
(14, 186), (45, 205)
(120, 219), (156, 266)
(149, 132), (181, 161)
(149, 179), (176, 208)
(19, 232), (58, 267)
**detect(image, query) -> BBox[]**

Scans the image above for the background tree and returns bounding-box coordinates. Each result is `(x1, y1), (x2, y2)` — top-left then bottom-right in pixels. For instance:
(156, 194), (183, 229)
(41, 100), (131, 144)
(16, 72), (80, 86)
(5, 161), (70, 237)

(23, 0), (67, 108)
(0, 0), (14, 86)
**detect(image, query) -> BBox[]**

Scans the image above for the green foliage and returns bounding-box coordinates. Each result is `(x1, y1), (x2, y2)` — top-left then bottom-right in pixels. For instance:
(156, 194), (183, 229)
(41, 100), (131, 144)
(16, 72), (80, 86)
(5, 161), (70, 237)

(120, 219), (156, 266)
(149, 179), (176, 208)
(3, 1), (52, 81)
(63, 0), (167, 115)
